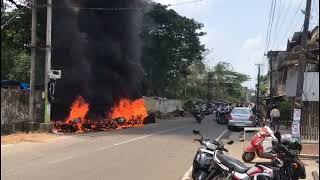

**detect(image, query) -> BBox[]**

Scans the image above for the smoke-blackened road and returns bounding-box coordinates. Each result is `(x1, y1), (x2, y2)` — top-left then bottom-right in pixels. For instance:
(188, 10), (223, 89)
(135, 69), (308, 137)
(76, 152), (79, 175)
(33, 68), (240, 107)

(1, 115), (226, 180)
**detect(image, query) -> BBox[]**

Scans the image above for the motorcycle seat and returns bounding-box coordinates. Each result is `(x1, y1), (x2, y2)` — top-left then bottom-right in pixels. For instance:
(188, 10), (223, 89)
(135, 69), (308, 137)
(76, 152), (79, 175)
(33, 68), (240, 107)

(216, 153), (249, 173)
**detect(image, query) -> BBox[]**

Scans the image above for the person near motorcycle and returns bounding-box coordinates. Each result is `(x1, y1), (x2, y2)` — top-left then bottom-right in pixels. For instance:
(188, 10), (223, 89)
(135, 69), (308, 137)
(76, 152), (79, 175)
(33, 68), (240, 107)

(270, 104), (281, 132)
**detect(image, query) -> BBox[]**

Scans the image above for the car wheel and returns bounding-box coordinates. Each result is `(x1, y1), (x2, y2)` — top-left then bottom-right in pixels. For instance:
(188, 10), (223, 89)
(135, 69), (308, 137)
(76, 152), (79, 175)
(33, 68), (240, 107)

(228, 126), (233, 130)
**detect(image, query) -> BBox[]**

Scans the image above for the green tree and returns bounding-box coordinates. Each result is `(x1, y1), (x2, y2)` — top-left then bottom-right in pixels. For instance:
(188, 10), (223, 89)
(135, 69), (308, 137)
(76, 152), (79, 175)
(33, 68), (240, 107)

(1, 2), (31, 81)
(211, 62), (250, 102)
(140, 3), (206, 98)
(259, 75), (268, 96)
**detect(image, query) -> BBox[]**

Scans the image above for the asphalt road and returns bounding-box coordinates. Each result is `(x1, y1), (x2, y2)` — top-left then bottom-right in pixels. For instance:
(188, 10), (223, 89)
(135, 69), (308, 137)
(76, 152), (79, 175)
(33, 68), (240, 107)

(1, 115), (227, 180)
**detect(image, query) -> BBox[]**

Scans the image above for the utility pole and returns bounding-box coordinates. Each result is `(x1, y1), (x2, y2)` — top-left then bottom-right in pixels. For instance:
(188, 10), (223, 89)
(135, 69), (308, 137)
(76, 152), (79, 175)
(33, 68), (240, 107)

(44, 0), (52, 123)
(296, 0), (312, 100)
(255, 64), (263, 111)
(29, 0), (37, 122)
(207, 71), (214, 104)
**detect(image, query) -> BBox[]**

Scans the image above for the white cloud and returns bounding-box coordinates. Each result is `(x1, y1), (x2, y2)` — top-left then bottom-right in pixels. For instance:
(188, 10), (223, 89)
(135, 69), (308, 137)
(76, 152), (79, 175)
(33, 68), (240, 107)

(234, 35), (266, 88)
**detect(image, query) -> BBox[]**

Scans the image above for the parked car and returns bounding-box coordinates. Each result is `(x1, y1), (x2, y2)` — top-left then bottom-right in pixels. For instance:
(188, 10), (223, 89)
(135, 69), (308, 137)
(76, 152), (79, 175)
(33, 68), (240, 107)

(227, 107), (257, 130)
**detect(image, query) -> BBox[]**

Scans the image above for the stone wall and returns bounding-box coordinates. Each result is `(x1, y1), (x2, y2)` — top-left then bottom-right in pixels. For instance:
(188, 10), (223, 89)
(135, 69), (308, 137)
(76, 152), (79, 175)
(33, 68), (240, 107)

(143, 97), (183, 113)
(1, 89), (29, 134)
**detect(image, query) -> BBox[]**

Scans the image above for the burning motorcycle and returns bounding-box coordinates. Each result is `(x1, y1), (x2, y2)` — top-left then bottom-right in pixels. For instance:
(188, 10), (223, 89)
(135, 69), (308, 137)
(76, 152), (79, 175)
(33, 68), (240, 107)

(242, 126), (277, 163)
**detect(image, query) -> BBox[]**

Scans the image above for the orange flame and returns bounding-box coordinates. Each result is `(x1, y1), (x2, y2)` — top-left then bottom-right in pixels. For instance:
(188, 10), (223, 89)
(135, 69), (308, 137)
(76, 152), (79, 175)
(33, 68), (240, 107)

(65, 96), (89, 132)
(110, 98), (148, 125)
(58, 97), (148, 133)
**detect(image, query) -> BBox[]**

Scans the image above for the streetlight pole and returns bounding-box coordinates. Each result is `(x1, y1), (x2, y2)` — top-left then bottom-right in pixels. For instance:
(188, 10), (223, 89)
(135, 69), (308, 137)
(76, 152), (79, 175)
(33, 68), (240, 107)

(29, 0), (37, 122)
(44, 0), (52, 123)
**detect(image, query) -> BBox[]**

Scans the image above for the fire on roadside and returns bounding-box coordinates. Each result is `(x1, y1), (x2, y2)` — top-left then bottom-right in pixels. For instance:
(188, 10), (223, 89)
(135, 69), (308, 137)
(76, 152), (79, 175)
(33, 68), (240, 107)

(53, 96), (148, 133)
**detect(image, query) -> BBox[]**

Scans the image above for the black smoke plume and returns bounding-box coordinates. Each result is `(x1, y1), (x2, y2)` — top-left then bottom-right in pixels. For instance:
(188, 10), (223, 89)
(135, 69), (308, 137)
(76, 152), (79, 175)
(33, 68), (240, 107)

(51, 0), (146, 120)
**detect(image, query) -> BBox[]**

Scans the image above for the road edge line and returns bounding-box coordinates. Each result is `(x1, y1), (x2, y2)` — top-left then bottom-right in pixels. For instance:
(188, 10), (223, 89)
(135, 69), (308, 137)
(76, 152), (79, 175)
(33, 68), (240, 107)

(181, 129), (230, 180)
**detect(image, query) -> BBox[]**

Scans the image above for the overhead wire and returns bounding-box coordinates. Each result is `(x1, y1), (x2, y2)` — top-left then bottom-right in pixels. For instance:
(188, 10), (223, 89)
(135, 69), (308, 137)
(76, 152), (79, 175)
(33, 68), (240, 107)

(1, 0), (204, 31)
(271, 0), (293, 49)
(276, 0), (305, 50)
(266, 0), (277, 53)
(52, 0), (204, 11)
(270, 0), (287, 50)
(264, 0), (276, 54)
(263, 0), (277, 75)
(310, 0), (319, 26)
(1, 5), (26, 29)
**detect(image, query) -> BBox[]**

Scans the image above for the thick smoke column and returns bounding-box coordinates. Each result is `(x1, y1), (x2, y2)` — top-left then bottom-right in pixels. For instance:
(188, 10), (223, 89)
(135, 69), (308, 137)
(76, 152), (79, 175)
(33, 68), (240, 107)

(51, 0), (145, 120)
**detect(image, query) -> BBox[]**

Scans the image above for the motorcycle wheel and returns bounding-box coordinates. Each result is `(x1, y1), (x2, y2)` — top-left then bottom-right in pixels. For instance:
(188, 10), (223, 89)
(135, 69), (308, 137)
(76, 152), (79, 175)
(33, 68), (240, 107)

(242, 152), (256, 162)
(193, 170), (208, 180)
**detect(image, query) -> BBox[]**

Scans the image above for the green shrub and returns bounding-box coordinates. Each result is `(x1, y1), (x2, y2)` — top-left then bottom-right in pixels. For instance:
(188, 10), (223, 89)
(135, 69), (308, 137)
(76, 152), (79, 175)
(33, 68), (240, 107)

(278, 100), (292, 121)
(183, 100), (194, 112)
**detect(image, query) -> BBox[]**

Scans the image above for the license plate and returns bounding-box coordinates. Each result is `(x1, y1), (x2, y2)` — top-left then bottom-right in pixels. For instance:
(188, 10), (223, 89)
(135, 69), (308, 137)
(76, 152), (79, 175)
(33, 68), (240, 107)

(236, 123), (245, 126)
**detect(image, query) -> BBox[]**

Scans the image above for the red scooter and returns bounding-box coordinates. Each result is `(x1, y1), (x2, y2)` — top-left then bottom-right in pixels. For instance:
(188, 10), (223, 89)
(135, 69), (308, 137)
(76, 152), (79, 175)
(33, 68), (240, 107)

(242, 126), (277, 162)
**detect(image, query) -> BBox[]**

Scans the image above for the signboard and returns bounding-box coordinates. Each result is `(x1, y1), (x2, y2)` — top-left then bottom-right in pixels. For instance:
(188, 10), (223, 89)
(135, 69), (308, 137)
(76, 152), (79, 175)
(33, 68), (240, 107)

(291, 109), (301, 139)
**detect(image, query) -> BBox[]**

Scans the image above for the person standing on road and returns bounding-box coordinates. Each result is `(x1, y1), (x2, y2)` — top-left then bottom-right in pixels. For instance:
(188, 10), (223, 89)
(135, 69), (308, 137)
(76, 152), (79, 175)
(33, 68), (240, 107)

(270, 104), (281, 132)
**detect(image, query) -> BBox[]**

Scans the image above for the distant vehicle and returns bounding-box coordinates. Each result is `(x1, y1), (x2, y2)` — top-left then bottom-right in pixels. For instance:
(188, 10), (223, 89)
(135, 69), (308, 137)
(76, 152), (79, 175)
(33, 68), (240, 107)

(227, 107), (257, 130)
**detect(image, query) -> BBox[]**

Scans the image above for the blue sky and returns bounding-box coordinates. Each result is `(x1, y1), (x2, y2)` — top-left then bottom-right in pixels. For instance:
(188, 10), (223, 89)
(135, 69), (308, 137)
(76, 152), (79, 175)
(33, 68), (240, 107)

(154, 0), (319, 89)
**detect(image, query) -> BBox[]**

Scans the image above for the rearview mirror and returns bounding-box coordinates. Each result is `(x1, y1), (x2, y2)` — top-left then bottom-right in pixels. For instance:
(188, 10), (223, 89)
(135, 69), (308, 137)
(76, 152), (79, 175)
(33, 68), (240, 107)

(193, 129), (200, 135)
(227, 140), (234, 145)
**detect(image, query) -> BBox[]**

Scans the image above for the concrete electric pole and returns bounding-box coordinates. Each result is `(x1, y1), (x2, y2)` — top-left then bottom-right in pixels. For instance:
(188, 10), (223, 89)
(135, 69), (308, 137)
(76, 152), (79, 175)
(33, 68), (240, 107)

(44, 0), (52, 123)
(29, 0), (37, 122)
(296, 0), (312, 101)
(255, 63), (263, 111)
(207, 71), (214, 103)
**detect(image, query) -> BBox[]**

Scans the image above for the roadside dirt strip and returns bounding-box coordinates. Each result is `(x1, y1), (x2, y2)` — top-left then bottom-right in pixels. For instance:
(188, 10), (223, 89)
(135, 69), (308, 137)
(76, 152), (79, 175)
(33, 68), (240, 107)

(180, 129), (230, 180)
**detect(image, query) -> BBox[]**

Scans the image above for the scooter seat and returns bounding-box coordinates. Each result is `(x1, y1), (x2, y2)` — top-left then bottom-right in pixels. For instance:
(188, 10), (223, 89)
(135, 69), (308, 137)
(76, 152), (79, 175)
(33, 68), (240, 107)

(216, 153), (249, 173)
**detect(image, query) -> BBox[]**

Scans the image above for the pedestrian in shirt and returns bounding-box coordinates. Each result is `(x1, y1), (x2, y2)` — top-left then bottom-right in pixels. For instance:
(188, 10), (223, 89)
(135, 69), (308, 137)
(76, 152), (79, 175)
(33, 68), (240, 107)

(270, 104), (281, 132)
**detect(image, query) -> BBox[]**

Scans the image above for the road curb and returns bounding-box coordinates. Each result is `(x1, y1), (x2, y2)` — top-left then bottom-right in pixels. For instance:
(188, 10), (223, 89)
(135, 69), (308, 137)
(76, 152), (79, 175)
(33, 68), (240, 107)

(181, 129), (230, 180)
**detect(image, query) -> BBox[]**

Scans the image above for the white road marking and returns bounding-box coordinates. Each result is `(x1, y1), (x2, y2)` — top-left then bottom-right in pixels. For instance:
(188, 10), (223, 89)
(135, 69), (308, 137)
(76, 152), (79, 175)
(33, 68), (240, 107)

(216, 129), (229, 141)
(1, 144), (13, 148)
(97, 125), (190, 151)
(181, 129), (229, 180)
(48, 156), (73, 164)
(181, 166), (193, 180)
(4, 170), (25, 176)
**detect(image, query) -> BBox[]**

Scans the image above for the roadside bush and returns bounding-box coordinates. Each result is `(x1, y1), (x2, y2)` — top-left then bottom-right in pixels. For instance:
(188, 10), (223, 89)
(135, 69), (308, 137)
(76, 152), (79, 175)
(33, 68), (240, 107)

(278, 100), (292, 121)
(183, 100), (194, 112)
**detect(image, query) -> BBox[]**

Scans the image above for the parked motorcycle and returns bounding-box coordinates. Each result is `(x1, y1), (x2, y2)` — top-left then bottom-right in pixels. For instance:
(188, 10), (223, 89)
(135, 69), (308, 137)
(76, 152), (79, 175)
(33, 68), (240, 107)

(216, 108), (229, 124)
(191, 129), (233, 180)
(193, 108), (205, 123)
(212, 138), (305, 180)
(192, 129), (281, 180)
(242, 126), (277, 163)
(272, 131), (306, 180)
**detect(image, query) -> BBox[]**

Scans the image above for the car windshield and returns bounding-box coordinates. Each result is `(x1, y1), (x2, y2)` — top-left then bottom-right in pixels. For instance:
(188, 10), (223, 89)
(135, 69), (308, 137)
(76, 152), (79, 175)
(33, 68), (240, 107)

(231, 109), (251, 114)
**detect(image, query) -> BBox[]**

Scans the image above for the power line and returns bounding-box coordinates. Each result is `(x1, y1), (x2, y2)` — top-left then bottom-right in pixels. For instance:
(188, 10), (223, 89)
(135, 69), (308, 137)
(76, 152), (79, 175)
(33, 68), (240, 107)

(52, 0), (204, 11)
(266, 0), (277, 53)
(1, 5), (26, 29)
(270, 0), (291, 49)
(169, 0), (203, 6)
(264, 0), (276, 53)
(276, 0), (305, 50)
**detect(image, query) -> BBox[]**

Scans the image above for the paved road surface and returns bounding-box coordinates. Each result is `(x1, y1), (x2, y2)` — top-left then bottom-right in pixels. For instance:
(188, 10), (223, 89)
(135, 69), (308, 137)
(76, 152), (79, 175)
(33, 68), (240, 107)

(2, 115), (226, 180)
